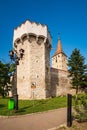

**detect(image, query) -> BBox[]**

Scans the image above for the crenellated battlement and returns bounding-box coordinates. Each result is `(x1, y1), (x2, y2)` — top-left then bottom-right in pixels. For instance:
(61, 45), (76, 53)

(13, 20), (52, 46)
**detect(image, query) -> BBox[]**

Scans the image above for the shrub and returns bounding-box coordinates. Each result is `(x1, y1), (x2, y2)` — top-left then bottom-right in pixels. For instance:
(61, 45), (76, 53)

(73, 94), (87, 122)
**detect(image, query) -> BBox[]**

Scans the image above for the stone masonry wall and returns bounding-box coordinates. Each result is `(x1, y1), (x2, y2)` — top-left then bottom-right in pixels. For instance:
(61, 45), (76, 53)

(17, 38), (31, 99)
(16, 35), (51, 99)
(45, 41), (51, 97)
(50, 68), (72, 97)
(29, 35), (46, 99)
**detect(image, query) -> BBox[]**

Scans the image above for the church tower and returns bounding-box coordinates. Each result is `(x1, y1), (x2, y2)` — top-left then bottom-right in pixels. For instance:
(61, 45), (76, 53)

(52, 36), (67, 71)
(13, 20), (52, 99)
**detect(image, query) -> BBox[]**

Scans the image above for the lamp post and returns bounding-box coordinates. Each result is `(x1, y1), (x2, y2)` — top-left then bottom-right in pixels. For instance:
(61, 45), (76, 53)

(9, 49), (24, 111)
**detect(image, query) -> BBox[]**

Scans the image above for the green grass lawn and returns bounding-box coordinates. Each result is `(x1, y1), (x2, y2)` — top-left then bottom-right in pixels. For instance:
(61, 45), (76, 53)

(0, 96), (67, 116)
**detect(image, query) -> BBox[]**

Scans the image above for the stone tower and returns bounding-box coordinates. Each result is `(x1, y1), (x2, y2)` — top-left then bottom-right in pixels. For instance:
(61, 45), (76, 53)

(52, 36), (67, 71)
(13, 20), (52, 99)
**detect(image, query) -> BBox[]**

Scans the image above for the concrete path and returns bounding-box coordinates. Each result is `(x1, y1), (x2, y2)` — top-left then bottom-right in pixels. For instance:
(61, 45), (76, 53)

(0, 108), (67, 130)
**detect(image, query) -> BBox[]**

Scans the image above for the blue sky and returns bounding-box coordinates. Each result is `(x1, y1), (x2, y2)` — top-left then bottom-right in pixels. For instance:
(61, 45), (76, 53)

(0, 0), (87, 64)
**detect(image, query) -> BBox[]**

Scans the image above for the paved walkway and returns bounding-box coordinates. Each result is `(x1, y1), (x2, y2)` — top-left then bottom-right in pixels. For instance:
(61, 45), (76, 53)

(0, 108), (67, 130)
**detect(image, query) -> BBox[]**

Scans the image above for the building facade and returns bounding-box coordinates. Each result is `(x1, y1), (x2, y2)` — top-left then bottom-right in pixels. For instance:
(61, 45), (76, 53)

(12, 20), (72, 99)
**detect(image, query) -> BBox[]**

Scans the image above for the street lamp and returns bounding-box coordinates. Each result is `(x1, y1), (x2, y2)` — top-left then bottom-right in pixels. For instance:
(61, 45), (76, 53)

(9, 49), (24, 111)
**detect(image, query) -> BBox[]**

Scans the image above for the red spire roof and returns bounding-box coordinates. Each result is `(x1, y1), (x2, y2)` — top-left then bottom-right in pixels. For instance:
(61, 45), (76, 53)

(53, 36), (67, 57)
(55, 38), (63, 55)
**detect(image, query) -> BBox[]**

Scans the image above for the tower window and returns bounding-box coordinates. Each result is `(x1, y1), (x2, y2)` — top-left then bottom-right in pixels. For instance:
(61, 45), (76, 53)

(37, 75), (39, 78)
(36, 60), (38, 62)
(56, 57), (57, 62)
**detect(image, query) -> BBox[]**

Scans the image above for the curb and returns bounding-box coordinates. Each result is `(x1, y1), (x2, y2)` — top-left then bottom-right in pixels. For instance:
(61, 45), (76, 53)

(47, 123), (66, 130)
(0, 107), (66, 119)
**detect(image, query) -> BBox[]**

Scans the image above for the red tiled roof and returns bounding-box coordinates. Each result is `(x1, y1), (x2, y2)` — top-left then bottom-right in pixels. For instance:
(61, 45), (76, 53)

(53, 38), (67, 57)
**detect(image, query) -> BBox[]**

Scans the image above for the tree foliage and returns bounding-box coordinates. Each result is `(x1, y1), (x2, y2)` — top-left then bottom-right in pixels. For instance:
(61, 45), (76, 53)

(68, 48), (87, 94)
(0, 61), (15, 97)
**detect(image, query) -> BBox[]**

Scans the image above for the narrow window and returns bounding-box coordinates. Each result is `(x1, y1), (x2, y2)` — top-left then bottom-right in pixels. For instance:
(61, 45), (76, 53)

(56, 57), (57, 62)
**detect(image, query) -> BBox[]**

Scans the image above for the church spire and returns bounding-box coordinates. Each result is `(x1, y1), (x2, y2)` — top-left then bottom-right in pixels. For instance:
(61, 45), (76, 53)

(52, 34), (67, 71)
(54, 33), (63, 56)
(56, 36), (62, 53)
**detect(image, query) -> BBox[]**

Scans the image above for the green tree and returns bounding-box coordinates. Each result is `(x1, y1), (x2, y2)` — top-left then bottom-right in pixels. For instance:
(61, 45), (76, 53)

(68, 48), (87, 94)
(0, 61), (15, 97)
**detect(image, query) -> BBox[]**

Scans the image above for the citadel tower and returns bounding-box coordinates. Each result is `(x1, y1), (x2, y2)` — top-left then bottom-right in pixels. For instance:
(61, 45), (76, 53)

(52, 36), (67, 71)
(13, 20), (52, 99)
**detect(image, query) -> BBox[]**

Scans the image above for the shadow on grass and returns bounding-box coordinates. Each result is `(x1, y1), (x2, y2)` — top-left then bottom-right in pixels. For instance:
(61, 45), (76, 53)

(0, 104), (6, 108)
(18, 106), (30, 113)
